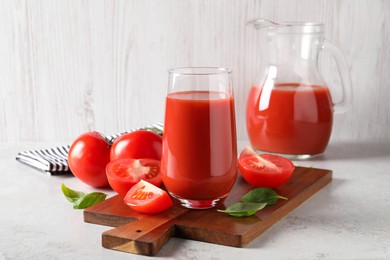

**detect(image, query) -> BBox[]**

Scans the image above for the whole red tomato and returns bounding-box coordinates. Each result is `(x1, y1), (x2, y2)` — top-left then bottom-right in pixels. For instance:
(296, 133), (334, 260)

(68, 132), (111, 188)
(110, 130), (162, 161)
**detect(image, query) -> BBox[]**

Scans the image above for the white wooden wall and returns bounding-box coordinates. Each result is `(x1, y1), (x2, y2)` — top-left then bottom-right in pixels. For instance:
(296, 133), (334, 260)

(1, 0), (389, 142)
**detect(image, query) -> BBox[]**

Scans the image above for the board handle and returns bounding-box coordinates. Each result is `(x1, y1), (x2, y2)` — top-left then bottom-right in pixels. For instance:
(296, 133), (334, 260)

(102, 216), (176, 256)
(102, 205), (189, 256)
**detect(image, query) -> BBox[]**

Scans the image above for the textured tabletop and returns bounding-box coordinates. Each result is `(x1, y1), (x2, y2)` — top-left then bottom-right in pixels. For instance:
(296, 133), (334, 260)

(1, 140), (389, 260)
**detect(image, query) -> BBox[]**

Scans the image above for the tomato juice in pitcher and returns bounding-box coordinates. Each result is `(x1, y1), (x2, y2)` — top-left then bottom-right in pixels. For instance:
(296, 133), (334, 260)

(246, 83), (333, 155)
(246, 19), (352, 159)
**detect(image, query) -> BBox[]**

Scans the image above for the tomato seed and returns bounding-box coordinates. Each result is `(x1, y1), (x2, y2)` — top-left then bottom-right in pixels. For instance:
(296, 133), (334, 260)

(131, 189), (154, 200)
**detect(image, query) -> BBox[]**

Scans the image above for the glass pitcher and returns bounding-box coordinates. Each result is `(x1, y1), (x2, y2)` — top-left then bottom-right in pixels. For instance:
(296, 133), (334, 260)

(246, 19), (352, 159)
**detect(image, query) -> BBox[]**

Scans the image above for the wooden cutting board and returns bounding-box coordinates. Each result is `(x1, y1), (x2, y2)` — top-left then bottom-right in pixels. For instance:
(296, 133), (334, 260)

(84, 166), (332, 256)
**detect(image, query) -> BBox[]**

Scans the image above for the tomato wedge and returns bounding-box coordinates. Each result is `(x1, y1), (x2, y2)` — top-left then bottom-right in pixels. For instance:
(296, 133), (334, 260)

(124, 180), (173, 214)
(106, 158), (162, 197)
(238, 146), (295, 188)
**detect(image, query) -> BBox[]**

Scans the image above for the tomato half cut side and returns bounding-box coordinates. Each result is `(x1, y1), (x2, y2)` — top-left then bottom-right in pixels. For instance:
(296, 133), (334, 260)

(238, 147), (295, 188)
(124, 180), (173, 214)
(106, 158), (162, 197)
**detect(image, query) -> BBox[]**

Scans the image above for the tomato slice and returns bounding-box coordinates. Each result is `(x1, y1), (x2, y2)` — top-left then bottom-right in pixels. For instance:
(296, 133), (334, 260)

(124, 180), (173, 214)
(106, 158), (162, 197)
(238, 146), (295, 188)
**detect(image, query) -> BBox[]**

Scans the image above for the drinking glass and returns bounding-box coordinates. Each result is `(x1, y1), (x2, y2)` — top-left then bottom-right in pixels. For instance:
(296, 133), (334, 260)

(161, 67), (237, 209)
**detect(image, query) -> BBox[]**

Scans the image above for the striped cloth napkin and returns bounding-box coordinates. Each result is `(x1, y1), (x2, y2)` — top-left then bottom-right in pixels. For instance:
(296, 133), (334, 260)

(15, 123), (164, 175)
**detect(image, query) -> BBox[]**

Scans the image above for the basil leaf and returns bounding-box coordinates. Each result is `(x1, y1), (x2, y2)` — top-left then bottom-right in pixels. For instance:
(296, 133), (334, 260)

(217, 202), (267, 217)
(62, 183), (107, 209)
(72, 192), (107, 209)
(241, 188), (288, 205)
(61, 183), (86, 203)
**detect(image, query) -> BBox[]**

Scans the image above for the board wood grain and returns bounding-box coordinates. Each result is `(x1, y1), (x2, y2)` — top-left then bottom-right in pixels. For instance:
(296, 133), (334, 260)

(84, 166), (332, 256)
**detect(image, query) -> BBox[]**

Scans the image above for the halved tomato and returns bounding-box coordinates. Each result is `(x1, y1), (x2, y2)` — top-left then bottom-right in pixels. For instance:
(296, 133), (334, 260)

(106, 158), (162, 197)
(124, 180), (173, 214)
(238, 146), (295, 188)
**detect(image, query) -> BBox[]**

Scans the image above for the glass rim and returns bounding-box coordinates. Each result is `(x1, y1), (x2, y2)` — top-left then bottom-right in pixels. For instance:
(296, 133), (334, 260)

(168, 67), (232, 76)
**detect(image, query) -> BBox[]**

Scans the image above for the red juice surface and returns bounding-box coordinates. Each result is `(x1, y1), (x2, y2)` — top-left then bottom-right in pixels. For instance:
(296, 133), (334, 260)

(246, 83), (333, 155)
(161, 91), (237, 200)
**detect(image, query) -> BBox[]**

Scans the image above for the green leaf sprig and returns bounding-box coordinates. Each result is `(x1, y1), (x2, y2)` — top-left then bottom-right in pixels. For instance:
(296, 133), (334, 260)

(218, 188), (288, 217)
(241, 188), (288, 206)
(218, 202), (267, 217)
(61, 183), (107, 209)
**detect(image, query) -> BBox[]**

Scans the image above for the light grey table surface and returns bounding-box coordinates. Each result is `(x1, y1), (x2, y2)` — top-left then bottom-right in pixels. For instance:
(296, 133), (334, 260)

(1, 140), (389, 260)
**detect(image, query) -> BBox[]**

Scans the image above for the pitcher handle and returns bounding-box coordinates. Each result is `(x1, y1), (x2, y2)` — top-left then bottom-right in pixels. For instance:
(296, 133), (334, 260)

(322, 41), (353, 114)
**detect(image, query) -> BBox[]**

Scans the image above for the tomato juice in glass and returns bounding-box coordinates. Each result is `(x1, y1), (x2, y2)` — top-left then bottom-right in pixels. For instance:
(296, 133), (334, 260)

(161, 68), (237, 209)
(246, 83), (333, 156)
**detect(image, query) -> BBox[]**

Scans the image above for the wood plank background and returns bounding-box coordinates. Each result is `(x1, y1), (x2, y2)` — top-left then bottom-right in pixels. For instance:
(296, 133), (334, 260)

(1, 0), (389, 142)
